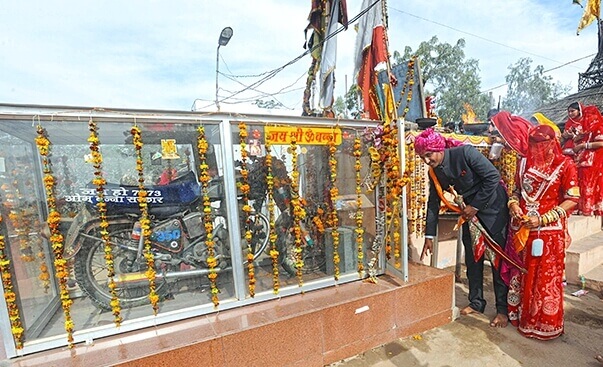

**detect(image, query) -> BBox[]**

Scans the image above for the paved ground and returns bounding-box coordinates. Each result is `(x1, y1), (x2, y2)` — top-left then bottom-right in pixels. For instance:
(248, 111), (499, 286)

(329, 267), (603, 367)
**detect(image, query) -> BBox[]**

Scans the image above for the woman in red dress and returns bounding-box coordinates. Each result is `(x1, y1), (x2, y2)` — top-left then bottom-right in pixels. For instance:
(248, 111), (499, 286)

(507, 125), (579, 340)
(562, 102), (603, 215)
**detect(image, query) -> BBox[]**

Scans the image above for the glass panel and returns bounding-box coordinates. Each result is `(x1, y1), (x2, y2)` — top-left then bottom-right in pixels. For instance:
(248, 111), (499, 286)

(0, 130), (56, 340)
(232, 124), (377, 295)
(0, 119), (233, 340)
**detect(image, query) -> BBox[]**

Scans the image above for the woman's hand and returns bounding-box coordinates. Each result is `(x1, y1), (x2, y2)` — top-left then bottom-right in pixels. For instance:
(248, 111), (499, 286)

(524, 215), (541, 229)
(573, 143), (586, 153)
(509, 202), (524, 221)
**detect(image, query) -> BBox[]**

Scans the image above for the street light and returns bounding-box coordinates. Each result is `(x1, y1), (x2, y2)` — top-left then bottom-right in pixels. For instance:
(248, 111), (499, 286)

(215, 26), (233, 111)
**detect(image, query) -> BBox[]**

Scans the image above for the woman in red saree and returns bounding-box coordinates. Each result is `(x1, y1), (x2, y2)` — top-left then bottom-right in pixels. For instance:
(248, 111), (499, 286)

(507, 125), (579, 340)
(562, 102), (603, 215)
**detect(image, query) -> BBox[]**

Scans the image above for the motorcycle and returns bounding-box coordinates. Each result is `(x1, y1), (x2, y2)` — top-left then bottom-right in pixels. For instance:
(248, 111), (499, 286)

(65, 168), (272, 311)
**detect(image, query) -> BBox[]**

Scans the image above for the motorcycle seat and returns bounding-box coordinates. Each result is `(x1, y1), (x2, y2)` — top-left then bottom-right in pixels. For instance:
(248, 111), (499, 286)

(85, 171), (201, 218)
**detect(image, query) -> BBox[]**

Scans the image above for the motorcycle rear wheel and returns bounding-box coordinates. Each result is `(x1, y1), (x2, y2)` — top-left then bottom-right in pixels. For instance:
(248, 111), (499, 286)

(73, 224), (169, 311)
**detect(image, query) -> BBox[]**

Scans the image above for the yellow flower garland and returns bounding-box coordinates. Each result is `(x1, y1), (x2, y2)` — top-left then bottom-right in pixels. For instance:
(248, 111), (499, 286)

(88, 119), (122, 325)
(264, 141), (280, 294)
(353, 135), (365, 276)
(327, 131), (340, 280)
(130, 126), (159, 315)
(289, 138), (305, 285)
(0, 212), (24, 349)
(197, 126), (220, 306)
(238, 122), (255, 296)
(35, 125), (75, 346)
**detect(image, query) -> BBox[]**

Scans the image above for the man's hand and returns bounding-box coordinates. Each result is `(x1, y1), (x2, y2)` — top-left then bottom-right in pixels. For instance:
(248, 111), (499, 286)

(420, 238), (434, 261)
(461, 204), (478, 221)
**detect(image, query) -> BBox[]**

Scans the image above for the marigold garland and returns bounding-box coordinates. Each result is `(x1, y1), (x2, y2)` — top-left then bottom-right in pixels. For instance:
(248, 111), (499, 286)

(130, 125), (159, 315)
(88, 119), (122, 325)
(35, 124), (75, 346)
(327, 130), (340, 280)
(353, 135), (365, 276)
(0, 211), (25, 349)
(396, 57), (416, 120)
(197, 126), (220, 306)
(264, 141), (280, 294)
(289, 138), (305, 285)
(238, 122), (255, 296)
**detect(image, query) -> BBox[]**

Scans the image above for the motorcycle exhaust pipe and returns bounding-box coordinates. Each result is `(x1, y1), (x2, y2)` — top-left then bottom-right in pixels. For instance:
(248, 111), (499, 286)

(113, 267), (231, 287)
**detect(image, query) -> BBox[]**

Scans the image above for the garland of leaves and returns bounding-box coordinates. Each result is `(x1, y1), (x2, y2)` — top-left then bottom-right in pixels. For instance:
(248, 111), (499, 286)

(130, 126), (159, 315)
(353, 135), (365, 276)
(327, 131), (340, 280)
(88, 119), (122, 325)
(196, 126), (220, 306)
(264, 142), (280, 294)
(238, 123), (255, 296)
(35, 125), (75, 346)
(289, 138), (305, 285)
(0, 210), (24, 349)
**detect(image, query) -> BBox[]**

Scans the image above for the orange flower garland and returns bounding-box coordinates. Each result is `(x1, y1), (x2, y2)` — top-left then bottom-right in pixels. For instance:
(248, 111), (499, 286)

(35, 125), (75, 346)
(289, 138), (305, 285)
(353, 135), (365, 276)
(130, 125), (159, 315)
(0, 211), (24, 349)
(397, 57), (416, 120)
(264, 141), (280, 294)
(238, 122), (255, 296)
(327, 131), (340, 280)
(197, 126), (220, 306)
(88, 119), (122, 325)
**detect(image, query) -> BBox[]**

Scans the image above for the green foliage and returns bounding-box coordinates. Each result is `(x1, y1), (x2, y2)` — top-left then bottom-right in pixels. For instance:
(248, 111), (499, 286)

(395, 36), (490, 123)
(502, 57), (571, 115)
(333, 84), (361, 119)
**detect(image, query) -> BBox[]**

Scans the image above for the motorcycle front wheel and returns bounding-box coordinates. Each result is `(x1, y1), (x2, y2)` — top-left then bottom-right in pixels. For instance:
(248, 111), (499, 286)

(73, 224), (168, 311)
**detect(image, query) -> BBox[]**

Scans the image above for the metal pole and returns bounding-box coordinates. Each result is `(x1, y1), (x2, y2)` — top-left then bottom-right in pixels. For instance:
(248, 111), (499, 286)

(215, 45), (221, 111)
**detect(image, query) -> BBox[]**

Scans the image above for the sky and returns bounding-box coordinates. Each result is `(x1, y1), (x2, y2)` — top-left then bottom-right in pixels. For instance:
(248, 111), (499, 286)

(0, 1), (599, 114)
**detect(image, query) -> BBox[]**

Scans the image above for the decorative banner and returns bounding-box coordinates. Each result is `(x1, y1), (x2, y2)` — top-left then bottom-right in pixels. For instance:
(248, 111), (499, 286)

(265, 126), (342, 145)
(160, 139), (180, 159)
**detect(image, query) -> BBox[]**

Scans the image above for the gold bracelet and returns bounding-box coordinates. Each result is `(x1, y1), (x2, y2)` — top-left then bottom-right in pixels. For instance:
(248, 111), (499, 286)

(507, 198), (519, 208)
(553, 205), (567, 218)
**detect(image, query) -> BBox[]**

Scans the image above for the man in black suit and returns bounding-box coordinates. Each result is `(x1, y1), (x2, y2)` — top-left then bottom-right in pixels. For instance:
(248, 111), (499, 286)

(416, 128), (509, 328)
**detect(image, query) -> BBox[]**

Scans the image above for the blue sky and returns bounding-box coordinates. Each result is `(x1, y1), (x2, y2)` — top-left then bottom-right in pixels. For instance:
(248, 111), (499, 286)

(0, 1), (598, 113)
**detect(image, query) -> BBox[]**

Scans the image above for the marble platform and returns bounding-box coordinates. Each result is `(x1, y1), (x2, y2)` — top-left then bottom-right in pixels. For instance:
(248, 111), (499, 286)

(4, 263), (454, 367)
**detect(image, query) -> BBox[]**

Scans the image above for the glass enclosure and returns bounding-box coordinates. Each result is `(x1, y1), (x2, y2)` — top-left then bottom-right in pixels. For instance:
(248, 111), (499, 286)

(0, 106), (387, 358)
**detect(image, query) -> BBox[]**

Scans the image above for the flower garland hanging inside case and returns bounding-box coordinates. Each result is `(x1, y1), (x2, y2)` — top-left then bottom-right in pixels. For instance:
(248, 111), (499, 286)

(264, 141), (280, 294)
(35, 125), (75, 346)
(88, 119), (122, 325)
(327, 131), (340, 280)
(130, 125), (160, 315)
(0, 211), (25, 349)
(353, 135), (365, 276)
(238, 122), (256, 297)
(197, 126), (220, 306)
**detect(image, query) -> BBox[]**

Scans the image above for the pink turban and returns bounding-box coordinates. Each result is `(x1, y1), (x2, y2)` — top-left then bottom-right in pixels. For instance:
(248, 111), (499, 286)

(415, 128), (463, 156)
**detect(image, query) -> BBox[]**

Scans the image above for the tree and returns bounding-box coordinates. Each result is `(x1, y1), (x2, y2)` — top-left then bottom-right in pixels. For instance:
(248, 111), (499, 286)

(395, 36), (491, 123)
(333, 84), (361, 119)
(502, 57), (571, 115)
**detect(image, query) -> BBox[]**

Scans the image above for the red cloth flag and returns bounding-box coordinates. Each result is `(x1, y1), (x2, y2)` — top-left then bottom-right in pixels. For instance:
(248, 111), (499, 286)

(354, 0), (388, 120)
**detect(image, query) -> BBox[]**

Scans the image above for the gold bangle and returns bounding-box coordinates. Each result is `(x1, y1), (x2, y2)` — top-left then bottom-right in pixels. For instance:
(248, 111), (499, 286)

(507, 198), (519, 208)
